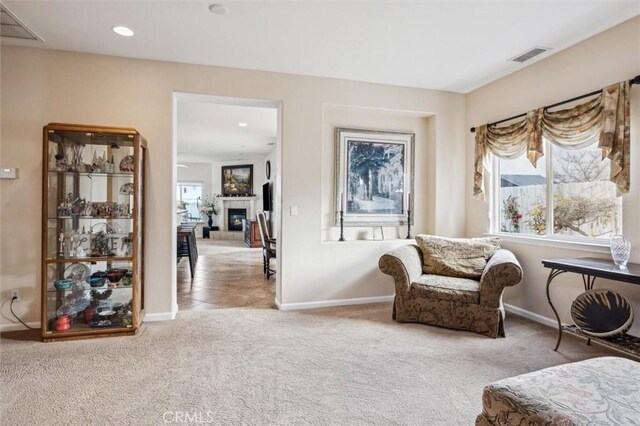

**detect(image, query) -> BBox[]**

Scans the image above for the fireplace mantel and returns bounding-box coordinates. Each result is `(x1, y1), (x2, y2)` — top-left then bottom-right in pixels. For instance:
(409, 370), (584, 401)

(217, 196), (257, 201)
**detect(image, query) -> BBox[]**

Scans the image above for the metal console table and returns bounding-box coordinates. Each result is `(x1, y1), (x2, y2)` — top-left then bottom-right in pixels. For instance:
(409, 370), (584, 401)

(542, 257), (640, 359)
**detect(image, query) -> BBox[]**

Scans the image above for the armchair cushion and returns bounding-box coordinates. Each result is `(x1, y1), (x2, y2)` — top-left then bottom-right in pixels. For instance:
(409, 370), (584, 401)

(415, 235), (501, 279)
(412, 275), (480, 304)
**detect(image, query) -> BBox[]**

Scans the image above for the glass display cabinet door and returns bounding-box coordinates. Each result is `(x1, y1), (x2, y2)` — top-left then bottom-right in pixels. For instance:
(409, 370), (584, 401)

(42, 124), (144, 341)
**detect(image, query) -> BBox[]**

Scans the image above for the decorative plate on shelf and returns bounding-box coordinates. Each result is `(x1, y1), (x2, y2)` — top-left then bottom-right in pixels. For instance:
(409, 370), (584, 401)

(64, 263), (91, 282)
(119, 155), (134, 172)
(89, 321), (120, 328)
(119, 182), (134, 195)
(571, 289), (634, 338)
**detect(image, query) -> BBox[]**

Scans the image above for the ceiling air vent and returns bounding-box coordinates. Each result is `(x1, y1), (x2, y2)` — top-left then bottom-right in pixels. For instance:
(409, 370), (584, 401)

(509, 46), (550, 63)
(1, 4), (43, 41)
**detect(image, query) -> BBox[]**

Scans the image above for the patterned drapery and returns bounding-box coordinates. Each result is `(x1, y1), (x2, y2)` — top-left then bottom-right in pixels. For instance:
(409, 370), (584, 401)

(473, 81), (631, 200)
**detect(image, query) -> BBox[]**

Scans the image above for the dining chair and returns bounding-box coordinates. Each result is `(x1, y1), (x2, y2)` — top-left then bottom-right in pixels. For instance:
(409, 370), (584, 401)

(256, 210), (276, 278)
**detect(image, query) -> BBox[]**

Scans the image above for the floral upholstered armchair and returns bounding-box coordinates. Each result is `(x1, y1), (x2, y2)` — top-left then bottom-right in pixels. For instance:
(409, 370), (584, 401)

(378, 235), (522, 338)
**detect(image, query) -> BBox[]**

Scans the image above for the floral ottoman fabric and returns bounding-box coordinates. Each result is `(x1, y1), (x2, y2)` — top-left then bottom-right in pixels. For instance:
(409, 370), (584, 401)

(476, 357), (640, 425)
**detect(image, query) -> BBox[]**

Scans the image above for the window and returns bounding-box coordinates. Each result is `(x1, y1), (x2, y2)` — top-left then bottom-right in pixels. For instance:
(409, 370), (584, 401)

(495, 139), (622, 240)
(176, 182), (203, 221)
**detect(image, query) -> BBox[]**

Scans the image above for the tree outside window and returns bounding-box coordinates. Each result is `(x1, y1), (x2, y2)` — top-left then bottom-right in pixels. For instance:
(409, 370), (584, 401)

(497, 139), (622, 239)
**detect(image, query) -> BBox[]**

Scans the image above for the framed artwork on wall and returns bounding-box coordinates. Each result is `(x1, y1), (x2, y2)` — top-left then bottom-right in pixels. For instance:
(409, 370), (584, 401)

(221, 164), (253, 196)
(335, 127), (415, 226)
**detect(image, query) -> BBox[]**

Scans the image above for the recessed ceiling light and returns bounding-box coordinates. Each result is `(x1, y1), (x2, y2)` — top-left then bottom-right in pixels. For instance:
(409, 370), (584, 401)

(209, 4), (227, 15)
(177, 164), (190, 168)
(238, 122), (248, 127)
(113, 26), (134, 37)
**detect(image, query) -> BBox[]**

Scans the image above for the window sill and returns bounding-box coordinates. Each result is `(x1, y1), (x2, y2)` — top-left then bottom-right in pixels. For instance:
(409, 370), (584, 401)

(485, 232), (611, 254)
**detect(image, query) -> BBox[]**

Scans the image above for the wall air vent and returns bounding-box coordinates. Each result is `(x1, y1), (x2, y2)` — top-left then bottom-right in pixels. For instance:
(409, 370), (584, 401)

(509, 46), (550, 63)
(1, 4), (43, 41)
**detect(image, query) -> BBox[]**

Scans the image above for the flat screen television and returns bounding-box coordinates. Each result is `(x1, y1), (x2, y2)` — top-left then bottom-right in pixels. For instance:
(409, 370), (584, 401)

(262, 182), (272, 211)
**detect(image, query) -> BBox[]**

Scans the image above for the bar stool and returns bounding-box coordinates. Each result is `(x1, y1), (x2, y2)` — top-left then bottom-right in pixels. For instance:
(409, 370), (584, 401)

(177, 225), (198, 279)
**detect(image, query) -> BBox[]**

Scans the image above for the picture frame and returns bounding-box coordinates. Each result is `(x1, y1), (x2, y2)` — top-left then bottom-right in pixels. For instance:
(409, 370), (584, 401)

(221, 164), (253, 196)
(335, 128), (414, 226)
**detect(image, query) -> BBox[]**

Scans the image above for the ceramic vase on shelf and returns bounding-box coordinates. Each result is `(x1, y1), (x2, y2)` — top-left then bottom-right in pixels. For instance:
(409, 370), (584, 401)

(207, 215), (213, 227)
(610, 234), (631, 268)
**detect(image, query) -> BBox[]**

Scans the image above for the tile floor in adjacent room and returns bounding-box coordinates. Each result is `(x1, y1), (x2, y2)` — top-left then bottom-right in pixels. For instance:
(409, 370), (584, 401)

(176, 239), (276, 311)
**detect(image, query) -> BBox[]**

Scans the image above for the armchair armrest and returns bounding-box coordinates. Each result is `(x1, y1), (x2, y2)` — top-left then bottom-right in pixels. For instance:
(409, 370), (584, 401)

(479, 249), (522, 308)
(378, 244), (423, 294)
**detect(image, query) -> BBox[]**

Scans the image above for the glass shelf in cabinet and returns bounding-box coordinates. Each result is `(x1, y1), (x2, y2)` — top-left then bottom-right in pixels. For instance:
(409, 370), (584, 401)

(51, 216), (134, 220)
(45, 256), (134, 263)
(46, 323), (132, 334)
(47, 285), (133, 293)
(48, 170), (134, 177)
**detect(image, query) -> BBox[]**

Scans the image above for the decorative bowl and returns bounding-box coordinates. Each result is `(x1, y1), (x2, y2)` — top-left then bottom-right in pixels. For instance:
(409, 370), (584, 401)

(54, 279), (73, 290)
(571, 289), (634, 338)
(107, 272), (122, 284)
(98, 310), (116, 321)
(91, 271), (108, 278)
(86, 276), (106, 288)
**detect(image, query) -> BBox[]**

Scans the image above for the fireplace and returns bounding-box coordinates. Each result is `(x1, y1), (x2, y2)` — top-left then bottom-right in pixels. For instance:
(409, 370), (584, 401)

(227, 208), (247, 231)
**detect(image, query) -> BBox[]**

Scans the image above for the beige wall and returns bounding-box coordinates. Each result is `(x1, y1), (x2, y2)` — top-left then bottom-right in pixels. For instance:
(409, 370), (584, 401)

(0, 46), (466, 326)
(466, 17), (640, 335)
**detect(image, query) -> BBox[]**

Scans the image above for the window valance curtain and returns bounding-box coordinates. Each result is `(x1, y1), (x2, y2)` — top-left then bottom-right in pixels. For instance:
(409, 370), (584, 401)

(473, 80), (630, 200)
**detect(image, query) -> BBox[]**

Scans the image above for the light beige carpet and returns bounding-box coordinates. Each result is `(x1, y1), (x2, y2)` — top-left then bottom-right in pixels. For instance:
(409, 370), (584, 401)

(1, 304), (613, 425)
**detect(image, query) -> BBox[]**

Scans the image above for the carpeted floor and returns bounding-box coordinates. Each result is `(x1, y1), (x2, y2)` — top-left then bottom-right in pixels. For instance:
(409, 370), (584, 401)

(1, 303), (615, 425)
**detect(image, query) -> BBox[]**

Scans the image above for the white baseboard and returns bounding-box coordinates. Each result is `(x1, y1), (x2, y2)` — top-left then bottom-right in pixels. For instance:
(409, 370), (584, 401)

(144, 311), (177, 321)
(276, 295), (394, 311)
(504, 303), (557, 328)
(0, 321), (40, 332)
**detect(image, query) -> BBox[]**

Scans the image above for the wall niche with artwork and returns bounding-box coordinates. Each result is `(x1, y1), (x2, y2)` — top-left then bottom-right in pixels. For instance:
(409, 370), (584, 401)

(322, 104), (431, 242)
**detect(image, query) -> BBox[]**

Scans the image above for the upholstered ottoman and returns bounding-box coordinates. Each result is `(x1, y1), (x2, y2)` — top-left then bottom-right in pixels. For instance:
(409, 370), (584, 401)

(476, 357), (640, 425)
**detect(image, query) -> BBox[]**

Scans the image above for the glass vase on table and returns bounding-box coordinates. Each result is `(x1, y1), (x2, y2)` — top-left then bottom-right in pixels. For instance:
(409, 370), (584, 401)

(610, 234), (631, 269)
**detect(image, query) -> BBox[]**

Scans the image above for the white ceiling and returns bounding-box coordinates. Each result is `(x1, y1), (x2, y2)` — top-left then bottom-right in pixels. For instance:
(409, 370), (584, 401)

(177, 98), (277, 162)
(3, 1), (639, 93)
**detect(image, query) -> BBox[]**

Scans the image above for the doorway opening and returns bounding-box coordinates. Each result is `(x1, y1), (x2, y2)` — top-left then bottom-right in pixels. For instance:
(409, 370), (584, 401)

(172, 93), (281, 313)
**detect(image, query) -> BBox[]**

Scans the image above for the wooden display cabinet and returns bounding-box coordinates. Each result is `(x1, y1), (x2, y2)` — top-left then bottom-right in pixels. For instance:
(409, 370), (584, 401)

(41, 123), (146, 342)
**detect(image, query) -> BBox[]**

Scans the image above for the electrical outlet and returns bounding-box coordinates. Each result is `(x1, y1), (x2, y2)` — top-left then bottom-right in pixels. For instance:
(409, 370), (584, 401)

(11, 290), (19, 301)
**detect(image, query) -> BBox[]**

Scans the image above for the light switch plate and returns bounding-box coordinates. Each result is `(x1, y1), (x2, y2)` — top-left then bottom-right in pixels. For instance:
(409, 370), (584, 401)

(290, 205), (298, 216)
(0, 167), (17, 179)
